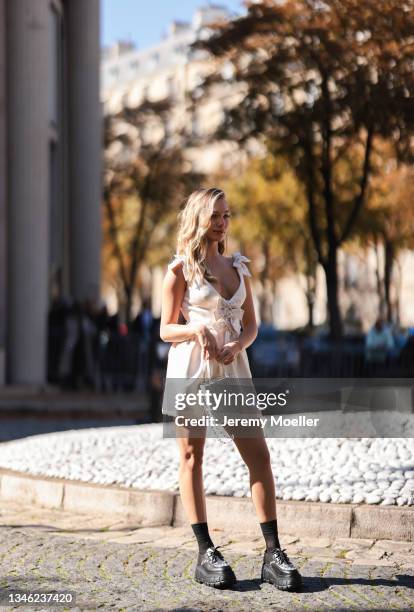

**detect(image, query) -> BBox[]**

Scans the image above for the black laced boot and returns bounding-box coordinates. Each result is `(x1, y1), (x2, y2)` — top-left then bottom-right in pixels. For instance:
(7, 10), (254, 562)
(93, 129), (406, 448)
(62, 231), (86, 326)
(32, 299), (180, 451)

(195, 545), (236, 588)
(261, 547), (302, 592)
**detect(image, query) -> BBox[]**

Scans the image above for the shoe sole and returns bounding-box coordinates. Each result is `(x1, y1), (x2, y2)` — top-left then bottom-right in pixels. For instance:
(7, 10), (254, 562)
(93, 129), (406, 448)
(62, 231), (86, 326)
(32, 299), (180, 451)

(261, 563), (302, 592)
(195, 566), (236, 589)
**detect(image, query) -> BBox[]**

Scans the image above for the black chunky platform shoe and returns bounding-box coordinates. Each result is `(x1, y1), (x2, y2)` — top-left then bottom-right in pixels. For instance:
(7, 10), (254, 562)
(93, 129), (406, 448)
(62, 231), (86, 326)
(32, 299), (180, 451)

(194, 545), (236, 588)
(261, 547), (302, 592)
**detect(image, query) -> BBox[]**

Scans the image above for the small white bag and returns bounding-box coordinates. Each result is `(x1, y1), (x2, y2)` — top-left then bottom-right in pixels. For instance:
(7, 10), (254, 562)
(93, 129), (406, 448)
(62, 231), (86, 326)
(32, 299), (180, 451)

(200, 358), (235, 444)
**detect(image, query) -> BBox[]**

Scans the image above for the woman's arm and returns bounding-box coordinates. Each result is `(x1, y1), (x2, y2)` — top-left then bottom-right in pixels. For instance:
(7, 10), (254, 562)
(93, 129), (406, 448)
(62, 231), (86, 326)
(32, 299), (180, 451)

(159, 265), (218, 358)
(159, 266), (195, 343)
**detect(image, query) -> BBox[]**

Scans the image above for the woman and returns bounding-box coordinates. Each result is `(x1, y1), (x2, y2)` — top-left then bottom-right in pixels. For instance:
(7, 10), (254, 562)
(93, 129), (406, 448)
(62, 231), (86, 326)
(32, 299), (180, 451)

(160, 187), (302, 592)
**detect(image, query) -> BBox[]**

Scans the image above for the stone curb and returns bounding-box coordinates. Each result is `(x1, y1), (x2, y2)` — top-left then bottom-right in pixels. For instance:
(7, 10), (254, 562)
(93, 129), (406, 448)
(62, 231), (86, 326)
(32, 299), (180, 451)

(0, 467), (412, 541)
(0, 394), (148, 419)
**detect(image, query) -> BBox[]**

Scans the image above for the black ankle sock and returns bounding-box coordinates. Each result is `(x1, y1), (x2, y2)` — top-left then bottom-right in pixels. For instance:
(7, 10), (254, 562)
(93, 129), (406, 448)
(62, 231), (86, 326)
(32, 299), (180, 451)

(191, 521), (214, 553)
(260, 519), (281, 551)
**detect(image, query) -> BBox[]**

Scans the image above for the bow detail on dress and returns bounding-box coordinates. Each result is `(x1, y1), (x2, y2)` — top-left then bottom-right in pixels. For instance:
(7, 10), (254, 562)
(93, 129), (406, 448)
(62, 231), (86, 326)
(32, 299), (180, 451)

(214, 298), (244, 339)
(168, 253), (188, 281)
(232, 252), (252, 277)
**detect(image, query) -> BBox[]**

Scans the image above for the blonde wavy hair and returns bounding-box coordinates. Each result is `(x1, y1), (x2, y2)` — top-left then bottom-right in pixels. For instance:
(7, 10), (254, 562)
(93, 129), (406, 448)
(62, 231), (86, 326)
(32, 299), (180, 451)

(176, 187), (226, 285)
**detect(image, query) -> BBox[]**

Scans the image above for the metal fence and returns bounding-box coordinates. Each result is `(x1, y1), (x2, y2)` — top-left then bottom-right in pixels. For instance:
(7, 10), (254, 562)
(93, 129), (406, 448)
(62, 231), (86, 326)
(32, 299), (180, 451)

(48, 327), (414, 393)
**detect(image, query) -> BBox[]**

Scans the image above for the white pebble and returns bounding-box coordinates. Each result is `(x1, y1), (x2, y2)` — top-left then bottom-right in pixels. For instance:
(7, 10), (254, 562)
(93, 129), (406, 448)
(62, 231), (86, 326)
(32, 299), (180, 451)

(319, 492), (331, 503)
(366, 494), (381, 504)
(352, 493), (365, 504)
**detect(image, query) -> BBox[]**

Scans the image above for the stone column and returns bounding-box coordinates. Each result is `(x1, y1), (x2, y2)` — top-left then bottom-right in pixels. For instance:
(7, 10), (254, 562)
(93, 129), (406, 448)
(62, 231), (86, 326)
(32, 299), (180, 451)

(0, 0), (6, 385)
(66, 0), (102, 303)
(6, 0), (50, 384)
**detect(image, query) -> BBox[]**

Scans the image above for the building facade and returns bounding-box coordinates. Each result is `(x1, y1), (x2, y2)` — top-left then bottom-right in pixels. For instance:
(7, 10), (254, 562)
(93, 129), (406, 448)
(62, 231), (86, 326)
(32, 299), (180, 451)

(101, 5), (252, 175)
(0, 0), (102, 385)
(101, 5), (232, 100)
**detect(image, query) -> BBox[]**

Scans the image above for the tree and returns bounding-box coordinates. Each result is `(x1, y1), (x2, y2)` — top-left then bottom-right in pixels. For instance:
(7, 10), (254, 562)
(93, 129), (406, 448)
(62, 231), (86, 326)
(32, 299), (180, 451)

(359, 150), (414, 323)
(220, 152), (318, 327)
(104, 100), (203, 323)
(193, 0), (414, 338)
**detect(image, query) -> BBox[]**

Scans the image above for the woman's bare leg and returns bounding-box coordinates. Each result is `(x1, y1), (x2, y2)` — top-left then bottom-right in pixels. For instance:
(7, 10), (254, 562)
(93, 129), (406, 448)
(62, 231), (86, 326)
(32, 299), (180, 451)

(231, 431), (302, 589)
(175, 424), (207, 523)
(232, 431), (277, 522)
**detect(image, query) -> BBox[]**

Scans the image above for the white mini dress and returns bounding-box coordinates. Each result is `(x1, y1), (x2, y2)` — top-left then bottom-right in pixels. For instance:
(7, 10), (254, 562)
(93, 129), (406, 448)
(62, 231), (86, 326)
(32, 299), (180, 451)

(161, 252), (253, 417)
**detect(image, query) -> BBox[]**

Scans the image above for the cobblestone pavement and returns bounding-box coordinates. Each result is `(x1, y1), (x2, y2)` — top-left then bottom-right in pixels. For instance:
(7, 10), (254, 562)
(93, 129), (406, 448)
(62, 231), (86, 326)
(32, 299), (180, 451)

(0, 501), (413, 611)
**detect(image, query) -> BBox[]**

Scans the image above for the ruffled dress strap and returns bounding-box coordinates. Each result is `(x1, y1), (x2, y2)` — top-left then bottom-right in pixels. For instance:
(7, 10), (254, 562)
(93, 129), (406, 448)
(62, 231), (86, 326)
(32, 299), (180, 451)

(232, 252), (252, 277)
(167, 253), (189, 281)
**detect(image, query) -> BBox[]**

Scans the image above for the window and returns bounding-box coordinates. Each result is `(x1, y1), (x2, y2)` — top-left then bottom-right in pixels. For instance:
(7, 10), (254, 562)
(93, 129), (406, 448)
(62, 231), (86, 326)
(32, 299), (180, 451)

(191, 115), (200, 138)
(167, 76), (176, 97)
(147, 52), (160, 70)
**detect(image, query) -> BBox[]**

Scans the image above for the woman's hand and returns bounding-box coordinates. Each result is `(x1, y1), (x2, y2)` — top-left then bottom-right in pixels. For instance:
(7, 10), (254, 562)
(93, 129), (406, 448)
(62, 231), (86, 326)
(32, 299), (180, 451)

(216, 340), (243, 365)
(191, 322), (218, 360)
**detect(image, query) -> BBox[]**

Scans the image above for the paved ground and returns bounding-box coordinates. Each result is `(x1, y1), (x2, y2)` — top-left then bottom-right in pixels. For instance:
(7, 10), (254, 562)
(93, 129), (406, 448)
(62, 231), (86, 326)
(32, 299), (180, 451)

(0, 501), (413, 611)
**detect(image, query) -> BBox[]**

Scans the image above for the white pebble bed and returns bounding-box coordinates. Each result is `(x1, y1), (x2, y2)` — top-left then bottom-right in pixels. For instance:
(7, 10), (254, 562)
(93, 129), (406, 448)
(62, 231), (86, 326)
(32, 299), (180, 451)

(0, 424), (413, 506)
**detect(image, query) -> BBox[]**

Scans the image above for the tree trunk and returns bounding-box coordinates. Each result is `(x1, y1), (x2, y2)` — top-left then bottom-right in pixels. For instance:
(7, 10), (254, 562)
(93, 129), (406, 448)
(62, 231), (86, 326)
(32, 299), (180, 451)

(323, 250), (342, 340)
(394, 259), (402, 327)
(259, 240), (272, 324)
(259, 281), (274, 324)
(373, 236), (385, 318)
(305, 268), (316, 330)
(306, 291), (315, 330)
(304, 239), (317, 331)
(125, 287), (133, 327)
(384, 238), (394, 324)
(258, 293), (267, 324)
